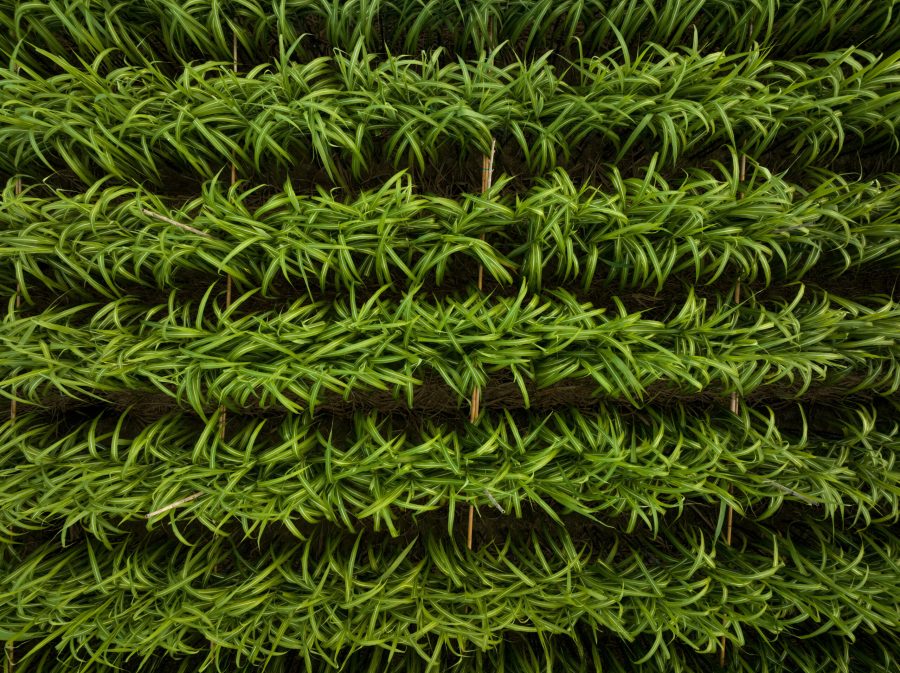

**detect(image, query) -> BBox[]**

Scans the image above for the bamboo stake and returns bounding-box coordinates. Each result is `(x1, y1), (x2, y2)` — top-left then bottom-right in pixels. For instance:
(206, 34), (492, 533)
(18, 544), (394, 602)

(469, 138), (496, 425)
(467, 138), (497, 550)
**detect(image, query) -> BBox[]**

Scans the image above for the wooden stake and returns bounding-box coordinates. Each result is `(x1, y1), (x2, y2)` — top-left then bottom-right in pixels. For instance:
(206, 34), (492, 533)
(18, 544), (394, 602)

(469, 386), (480, 424)
(475, 140), (496, 293)
(467, 138), (497, 550)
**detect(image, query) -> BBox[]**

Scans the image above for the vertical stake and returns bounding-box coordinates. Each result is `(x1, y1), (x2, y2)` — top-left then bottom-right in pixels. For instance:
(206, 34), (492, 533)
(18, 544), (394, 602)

(467, 138), (496, 550)
(465, 13), (497, 551)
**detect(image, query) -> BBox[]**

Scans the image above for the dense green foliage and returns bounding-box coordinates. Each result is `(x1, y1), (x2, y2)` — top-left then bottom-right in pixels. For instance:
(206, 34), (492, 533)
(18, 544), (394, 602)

(2, 524), (898, 664)
(3, 166), (900, 298)
(2, 0), (898, 66)
(5, 288), (900, 412)
(1, 1), (899, 672)
(1, 402), (896, 542)
(2, 47), (898, 185)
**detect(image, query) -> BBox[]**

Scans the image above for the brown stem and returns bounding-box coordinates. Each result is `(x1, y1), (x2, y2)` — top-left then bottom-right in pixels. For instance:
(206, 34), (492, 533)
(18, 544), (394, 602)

(466, 138), (498, 550)
(480, 138), (497, 194)
(469, 386), (480, 423)
(145, 491), (203, 518)
(141, 208), (212, 238)
(469, 138), (497, 423)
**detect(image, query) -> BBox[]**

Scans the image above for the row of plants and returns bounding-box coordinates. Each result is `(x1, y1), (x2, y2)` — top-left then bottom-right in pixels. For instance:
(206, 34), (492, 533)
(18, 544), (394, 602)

(3, 165), (899, 300)
(1, 401), (895, 543)
(6, 633), (899, 673)
(4, 286), (900, 412)
(2, 523), (897, 665)
(2, 45), (898, 185)
(2, 0), (898, 68)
